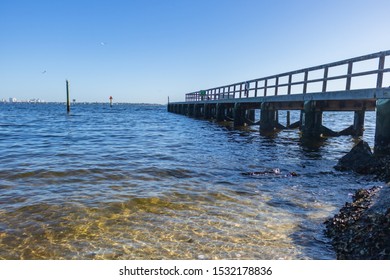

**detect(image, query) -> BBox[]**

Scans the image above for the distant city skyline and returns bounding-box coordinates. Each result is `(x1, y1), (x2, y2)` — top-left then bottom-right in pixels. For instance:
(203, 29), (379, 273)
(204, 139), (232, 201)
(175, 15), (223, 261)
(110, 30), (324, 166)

(1, 0), (390, 104)
(1, 97), (45, 103)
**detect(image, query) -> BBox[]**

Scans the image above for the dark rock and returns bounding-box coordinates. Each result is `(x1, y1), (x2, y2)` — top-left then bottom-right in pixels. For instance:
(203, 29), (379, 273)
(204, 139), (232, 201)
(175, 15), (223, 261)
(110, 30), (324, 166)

(324, 186), (390, 259)
(241, 168), (299, 177)
(335, 140), (380, 174)
(327, 141), (390, 259)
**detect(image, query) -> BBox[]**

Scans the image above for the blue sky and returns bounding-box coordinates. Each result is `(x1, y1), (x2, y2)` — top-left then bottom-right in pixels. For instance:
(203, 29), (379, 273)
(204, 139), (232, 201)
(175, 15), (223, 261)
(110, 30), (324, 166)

(1, 0), (390, 104)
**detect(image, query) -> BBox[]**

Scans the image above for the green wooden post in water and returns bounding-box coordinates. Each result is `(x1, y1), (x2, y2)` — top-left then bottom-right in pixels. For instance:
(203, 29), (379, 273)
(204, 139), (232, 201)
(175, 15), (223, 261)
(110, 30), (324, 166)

(66, 80), (70, 113)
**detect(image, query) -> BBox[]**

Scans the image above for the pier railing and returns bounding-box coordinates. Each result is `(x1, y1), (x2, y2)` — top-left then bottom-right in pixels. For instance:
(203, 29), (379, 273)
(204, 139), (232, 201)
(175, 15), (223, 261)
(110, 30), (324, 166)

(185, 50), (390, 102)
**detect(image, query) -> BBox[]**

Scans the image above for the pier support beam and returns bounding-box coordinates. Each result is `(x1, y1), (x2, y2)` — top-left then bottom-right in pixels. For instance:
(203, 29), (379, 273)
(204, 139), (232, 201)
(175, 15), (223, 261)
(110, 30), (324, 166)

(260, 103), (283, 132)
(194, 104), (202, 118)
(187, 104), (194, 117)
(183, 104), (189, 115)
(374, 99), (390, 155)
(216, 103), (225, 122)
(246, 110), (256, 123)
(234, 103), (246, 126)
(204, 103), (212, 119)
(338, 110), (366, 136)
(183, 104), (188, 115)
(227, 107), (234, 120)
(353, 110), (365, 137)
(301, 101), (323, 138)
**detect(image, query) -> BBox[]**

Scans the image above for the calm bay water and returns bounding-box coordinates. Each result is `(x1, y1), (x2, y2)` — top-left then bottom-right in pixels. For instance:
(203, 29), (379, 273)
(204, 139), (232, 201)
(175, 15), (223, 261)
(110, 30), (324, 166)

(0, 103), (380, 259)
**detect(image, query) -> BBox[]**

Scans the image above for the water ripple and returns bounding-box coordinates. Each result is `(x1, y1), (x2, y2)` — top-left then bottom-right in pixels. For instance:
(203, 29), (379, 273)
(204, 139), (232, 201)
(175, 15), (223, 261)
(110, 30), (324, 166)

(0, 103), (380, 259)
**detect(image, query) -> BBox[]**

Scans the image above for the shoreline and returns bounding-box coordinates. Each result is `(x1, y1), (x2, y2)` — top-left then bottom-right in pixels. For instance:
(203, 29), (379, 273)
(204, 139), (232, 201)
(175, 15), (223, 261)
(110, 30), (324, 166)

(325, 141), (390, 259)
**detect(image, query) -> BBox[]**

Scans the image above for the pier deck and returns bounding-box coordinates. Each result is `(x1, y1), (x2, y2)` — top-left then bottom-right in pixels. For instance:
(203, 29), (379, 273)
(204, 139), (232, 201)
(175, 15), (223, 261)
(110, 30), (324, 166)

(168, 50), (390, 154)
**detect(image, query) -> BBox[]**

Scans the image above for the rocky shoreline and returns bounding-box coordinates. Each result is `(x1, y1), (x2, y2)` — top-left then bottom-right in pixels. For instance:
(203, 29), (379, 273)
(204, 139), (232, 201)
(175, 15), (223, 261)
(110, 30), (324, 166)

(325, 140), (390, 259)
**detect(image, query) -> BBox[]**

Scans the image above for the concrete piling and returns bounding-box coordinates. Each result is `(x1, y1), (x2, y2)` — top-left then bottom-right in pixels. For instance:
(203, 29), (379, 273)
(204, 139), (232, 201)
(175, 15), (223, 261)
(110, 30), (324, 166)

(301, 101), (323, 138)
(260, 103), (282, 132)
(233, 103), (246, 126)
(204, 103), (212, 119)
(216, 103), (225, 122)
(193, 104), (202, 118)
(246, 110), (256, 123)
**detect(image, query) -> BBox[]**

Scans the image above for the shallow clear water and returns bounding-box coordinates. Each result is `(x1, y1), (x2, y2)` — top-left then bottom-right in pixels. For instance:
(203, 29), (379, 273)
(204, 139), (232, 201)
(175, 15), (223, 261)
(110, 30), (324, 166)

(0, 103), (380, 259)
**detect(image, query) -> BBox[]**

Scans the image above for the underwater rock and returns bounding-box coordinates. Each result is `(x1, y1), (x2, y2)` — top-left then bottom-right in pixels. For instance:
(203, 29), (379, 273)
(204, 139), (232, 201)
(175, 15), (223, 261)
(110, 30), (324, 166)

(241, 168), (299, 177)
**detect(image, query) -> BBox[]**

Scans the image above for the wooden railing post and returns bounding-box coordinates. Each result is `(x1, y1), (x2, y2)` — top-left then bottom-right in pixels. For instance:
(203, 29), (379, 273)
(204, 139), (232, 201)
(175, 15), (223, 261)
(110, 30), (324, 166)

(275, 76), (279, 96)
(346, 61), (353, 90)
(377, 55), (386, 88)
(287, 74), (292, 126)
(303, 70), (308, 94)
(322, 66), (328, 92)
(287, 74), (292, 95)
(255, 81), (258, 97)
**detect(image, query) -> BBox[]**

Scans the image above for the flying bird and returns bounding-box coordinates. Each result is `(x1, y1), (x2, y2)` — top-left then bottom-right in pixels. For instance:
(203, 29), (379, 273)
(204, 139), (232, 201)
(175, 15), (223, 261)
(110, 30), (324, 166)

(42, 70), (47, 74)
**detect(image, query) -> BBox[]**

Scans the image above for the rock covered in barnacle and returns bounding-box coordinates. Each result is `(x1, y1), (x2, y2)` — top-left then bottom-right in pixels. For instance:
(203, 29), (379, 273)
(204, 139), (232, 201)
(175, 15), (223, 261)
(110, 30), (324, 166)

(328, 140), (390, 259)
(325, 186), (390, 259)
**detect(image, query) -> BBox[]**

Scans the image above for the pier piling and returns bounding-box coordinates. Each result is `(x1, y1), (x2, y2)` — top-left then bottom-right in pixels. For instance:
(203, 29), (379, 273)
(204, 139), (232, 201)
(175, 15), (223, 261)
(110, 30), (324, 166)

(353, 110), (365, 137)
(233, 103), (246, 126)
(301, 101), (323, 138)
(216, 103), (225, 122)
(260, 103), (278, 132)
(374, 99), (390, 155)
(246, 110), (256, 123)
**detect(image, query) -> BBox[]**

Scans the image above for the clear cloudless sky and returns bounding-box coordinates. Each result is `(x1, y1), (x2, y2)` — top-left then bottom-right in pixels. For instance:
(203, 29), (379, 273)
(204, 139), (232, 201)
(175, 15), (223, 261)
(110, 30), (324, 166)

(1, 0), (390, 104)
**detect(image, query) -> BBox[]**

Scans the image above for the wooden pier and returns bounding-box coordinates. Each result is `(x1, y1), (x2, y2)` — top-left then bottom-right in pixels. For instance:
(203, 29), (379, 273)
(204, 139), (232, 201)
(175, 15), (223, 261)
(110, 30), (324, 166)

(168, 51), (390, 155)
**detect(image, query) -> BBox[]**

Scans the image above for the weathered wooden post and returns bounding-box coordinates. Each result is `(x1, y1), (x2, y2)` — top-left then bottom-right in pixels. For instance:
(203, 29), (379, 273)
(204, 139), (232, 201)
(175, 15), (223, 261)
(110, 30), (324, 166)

(353, 110), (365, 136)
(66, 80), (70, 113)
